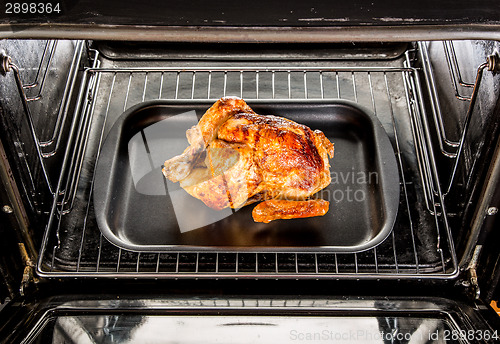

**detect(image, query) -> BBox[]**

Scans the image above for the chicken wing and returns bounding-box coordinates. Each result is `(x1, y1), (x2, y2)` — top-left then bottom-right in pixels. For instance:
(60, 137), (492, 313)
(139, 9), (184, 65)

(252, 199), (330, 224)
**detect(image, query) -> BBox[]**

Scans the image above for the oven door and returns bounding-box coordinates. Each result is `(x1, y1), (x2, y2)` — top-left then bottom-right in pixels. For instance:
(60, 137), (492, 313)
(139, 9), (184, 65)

(1, 294), (500, 344)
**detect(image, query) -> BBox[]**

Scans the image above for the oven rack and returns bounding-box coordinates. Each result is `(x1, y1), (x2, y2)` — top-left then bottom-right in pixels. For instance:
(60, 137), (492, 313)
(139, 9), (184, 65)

(418, 41), (498, 198)
(1, 40), (87, 214)
(36, 59), (459, 279)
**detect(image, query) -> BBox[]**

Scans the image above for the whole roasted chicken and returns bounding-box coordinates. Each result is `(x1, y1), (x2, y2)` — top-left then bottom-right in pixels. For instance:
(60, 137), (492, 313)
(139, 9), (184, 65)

(162, 97), (334, 223)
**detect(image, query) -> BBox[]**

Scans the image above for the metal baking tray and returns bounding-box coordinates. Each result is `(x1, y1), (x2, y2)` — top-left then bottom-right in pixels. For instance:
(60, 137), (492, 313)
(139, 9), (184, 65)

(93, 100), (399, 252)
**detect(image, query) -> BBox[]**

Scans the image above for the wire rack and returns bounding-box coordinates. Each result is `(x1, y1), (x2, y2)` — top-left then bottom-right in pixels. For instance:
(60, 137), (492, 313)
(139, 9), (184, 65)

(32, 45), (462, 279)
(2, 40), (86, 214)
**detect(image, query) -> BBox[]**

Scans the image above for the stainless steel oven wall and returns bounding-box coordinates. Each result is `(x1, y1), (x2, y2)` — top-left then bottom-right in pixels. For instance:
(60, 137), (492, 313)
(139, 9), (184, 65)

(0, 39), (91, 296)
(418, 40), (500, 262)
(0, 40), (87, 238)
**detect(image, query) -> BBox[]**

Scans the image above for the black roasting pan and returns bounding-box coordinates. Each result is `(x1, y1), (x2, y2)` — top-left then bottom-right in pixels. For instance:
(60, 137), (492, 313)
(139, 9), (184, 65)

(93, 100), (399, 253)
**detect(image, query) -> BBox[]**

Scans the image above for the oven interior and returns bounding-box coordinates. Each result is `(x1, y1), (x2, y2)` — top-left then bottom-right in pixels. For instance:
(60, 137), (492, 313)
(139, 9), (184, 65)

(0, 39), (500, 285)
(2, 37), (500, 343)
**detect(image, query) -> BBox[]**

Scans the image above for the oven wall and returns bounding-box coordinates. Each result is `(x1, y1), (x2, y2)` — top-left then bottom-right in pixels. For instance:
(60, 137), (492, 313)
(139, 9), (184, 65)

(421, 40), (500, 260)
(0, 40), (84, 241)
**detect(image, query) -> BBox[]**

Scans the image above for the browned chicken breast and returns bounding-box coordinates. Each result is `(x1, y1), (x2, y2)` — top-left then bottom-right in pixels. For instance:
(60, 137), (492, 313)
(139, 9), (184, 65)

(162, 97), (334, 223)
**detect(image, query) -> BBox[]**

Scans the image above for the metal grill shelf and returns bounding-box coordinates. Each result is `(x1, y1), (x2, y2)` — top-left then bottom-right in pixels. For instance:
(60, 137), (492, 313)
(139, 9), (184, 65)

(37, 59), (458, 279)
(2, 40), (86, 213)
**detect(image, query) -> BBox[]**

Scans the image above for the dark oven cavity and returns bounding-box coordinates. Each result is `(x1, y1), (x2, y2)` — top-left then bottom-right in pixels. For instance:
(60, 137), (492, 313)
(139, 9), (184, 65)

(1, 40), (499, 280)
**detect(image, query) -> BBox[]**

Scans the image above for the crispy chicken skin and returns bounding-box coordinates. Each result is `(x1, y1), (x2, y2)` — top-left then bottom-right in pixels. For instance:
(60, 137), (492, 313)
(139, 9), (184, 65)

(163, 97), (334, 223)
(162, 97), (255, 182)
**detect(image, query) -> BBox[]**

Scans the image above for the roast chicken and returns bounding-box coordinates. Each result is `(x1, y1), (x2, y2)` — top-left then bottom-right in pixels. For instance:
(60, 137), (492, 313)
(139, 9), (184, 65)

(162, 97), (334, 223)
